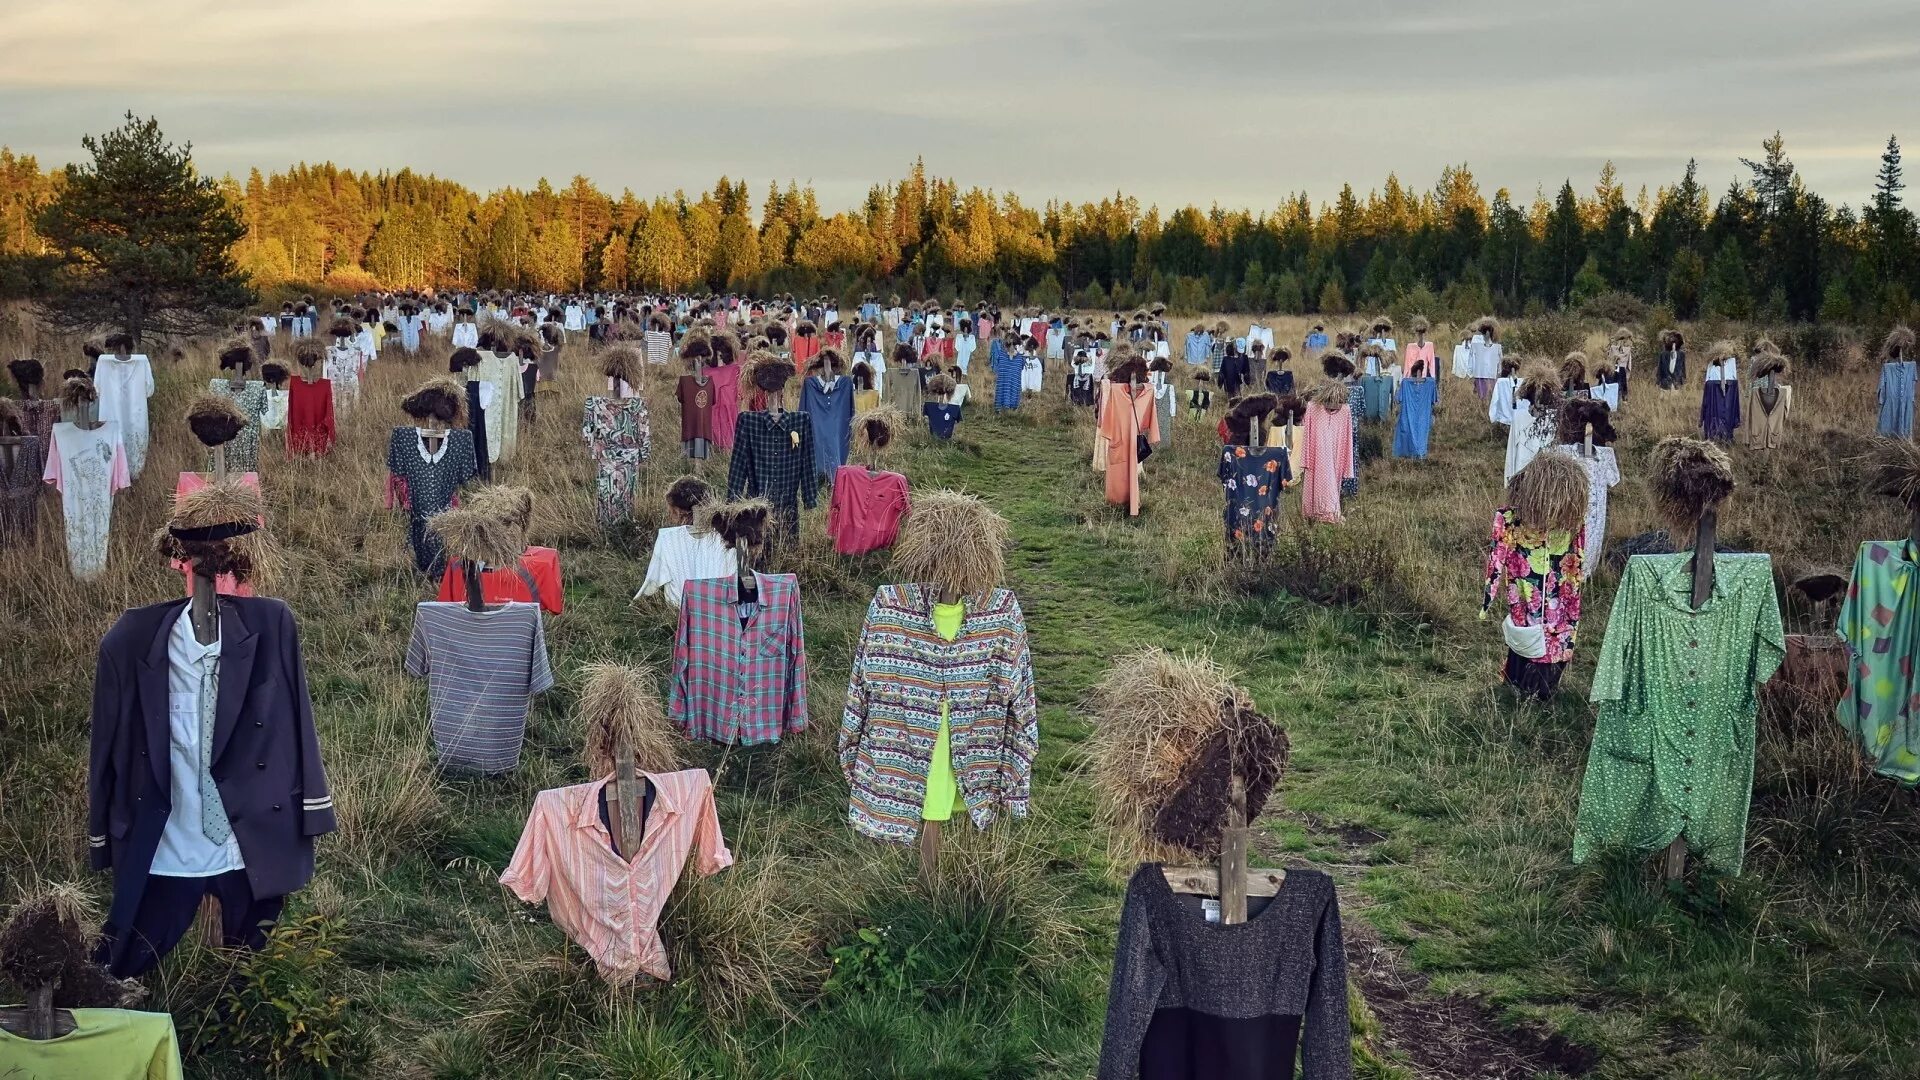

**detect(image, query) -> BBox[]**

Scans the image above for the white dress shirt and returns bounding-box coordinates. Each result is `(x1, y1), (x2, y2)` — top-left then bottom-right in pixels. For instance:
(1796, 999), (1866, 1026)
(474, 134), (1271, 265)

(151, 607), (244, 877)
(637, 526), (738, 608)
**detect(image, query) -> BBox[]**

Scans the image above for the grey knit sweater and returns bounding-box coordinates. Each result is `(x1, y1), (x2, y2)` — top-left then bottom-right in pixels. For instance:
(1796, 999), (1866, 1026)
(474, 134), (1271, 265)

(1098, 864), (1350, 1079)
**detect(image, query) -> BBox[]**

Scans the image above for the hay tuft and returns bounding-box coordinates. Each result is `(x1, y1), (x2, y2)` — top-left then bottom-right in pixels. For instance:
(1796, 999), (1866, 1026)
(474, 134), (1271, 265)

(0, 886), (140, 1008)
(578, 663), (680, 777)
(1555, 397), (1615, 446)
(1506, 450), (1589, 534)
(402, 378), (466, 426)
(186, 393), (248, 447)
(1867, 438), (1920, 508)
(155, 482), (281, 587)
(1649, 437), (1735, 534)
(61, 376), (96, 409)
(1085, 648), (1287, 858)
(855, 406), (904, 458)
(599, 345), (643, 387)
(889, 490), (1008, 600)
(430, 486), (533, 568)
(1884, 325), (1915, 359)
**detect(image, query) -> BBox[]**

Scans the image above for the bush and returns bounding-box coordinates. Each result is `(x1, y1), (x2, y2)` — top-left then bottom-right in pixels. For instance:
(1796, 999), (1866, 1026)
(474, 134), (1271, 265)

(1578, 290), (1651, 326)
(1317, 279), (1348, 315)
(1226, 525), (1438, 632)
(1508, 312), (1586, 362)
(211, 914), (357, 1075)
(1775, 323), (1857, 371)
(1027, 273), (1063, 310)
(1073, 280), (1108, 310)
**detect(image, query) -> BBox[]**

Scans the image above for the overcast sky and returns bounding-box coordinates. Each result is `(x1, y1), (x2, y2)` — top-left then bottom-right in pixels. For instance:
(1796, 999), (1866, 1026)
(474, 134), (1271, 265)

(3, 0), (1915, 214)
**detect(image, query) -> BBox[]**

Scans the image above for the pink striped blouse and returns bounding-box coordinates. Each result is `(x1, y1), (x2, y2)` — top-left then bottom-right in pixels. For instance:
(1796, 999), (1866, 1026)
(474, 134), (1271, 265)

(500, 768), (733, 982)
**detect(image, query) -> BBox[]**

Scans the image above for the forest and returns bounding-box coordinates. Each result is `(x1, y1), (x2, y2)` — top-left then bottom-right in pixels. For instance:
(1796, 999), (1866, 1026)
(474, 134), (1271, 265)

(0, 132), (1914, 325)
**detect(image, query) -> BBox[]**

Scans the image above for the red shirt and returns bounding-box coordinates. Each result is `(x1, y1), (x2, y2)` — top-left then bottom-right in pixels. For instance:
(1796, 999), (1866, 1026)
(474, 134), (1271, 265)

(436, 546), (565, 614)
(826, 466), (910, 555)
(287, 377), (335, 455)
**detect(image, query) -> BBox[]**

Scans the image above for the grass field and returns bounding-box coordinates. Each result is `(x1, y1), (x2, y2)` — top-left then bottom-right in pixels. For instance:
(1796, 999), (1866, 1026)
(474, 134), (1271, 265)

(2, 311), (1917, 1079)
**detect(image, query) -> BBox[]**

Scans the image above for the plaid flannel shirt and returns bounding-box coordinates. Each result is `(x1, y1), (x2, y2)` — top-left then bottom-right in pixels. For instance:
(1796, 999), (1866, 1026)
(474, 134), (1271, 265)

(670, 573), (809, 745)
(726, 410), (819, 537)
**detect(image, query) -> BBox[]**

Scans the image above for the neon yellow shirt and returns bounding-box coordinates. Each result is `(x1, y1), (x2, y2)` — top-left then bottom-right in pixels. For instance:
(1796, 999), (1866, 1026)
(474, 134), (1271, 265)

(921, 602), (969, 821)
(0, 1008), (183, 1079)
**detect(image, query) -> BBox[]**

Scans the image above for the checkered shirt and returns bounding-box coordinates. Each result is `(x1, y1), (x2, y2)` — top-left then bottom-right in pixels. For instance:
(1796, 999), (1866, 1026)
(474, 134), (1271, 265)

(670, 573), (809, 745)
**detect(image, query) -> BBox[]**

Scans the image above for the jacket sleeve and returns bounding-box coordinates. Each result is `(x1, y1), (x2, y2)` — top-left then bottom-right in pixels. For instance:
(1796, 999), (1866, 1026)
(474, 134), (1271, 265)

(88, 638), (127, 869)
(1096, 877), (1165, 1080)
(784, 590), (810, 734)
(838, 596), (882, 781)
(725, 421), (752, 499)
(1300, 888), (1354, 1080)
(798, 420), (820, 510)
(282, 604), (337, 837)
(1000, 599), (1040, 818)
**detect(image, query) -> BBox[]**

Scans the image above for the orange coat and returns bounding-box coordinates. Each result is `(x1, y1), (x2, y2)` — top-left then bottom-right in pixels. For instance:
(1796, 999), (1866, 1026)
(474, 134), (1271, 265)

(1099, 384), (1159, 515)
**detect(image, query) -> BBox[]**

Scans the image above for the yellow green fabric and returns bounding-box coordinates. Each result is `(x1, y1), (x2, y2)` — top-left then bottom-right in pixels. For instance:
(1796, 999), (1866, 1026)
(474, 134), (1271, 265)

(0, 1008), (183, 1079)
(921, 602), (969, 821)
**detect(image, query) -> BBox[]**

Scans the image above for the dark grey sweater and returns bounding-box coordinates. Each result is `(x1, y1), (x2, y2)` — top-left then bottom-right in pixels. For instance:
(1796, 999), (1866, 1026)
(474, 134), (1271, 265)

(1098, 865), (1350, 1080)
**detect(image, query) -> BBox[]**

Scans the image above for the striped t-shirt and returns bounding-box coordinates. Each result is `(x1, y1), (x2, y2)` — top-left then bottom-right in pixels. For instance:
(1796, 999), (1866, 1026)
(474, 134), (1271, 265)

(405, 601), (554, 773)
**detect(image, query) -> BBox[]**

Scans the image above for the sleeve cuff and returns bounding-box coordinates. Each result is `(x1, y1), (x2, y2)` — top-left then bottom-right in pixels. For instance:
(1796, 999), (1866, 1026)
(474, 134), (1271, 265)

(301, 797), (338, 836)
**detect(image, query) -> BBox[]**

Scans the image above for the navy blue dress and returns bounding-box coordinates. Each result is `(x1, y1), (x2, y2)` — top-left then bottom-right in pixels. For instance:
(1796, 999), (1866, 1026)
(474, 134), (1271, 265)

(801, 375), (853, 478)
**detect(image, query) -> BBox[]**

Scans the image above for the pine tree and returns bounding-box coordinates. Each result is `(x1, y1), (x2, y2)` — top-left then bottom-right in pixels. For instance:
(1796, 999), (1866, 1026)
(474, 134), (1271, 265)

(1703, 238), (1753, 319)
(35, 113), (252, 344)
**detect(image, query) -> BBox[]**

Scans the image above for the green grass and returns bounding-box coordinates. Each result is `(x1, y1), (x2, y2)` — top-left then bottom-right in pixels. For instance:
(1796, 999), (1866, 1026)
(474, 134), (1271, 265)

(5, 320), (1919, 1079)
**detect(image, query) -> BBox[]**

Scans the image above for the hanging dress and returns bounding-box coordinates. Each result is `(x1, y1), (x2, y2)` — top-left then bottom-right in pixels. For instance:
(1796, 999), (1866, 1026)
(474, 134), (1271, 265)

(1299, 404), (1354, 524)
(42, 421), (129, 579)
(386, 427), (479, 574)
(1878, 360), (1916, 439)
(1219, 444), (1291, 557)
(581, 396), (651, 527)
(91, 355), (153, 480)
(207, 378), (270, 471)
(709, 359), (744, 451)
(0, 434), (46, 548)
(1098, 385), (1159, 516)
(1392, 378), (1436, 459)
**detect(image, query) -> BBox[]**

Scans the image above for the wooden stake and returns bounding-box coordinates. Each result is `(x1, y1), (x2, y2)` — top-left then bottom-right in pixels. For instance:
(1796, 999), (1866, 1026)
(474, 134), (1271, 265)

(464, 559), (487, 613)
(609, 737), (644, 861)
(1220, 775), (1250, 925)
(212, 444), (227, 484)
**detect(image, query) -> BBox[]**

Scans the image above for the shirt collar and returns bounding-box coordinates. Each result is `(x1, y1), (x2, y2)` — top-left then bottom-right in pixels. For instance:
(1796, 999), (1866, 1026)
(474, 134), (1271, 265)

(574, 773), (680, 833)
(1651, 552), (1727, 611)
(170, 604), (223, 665)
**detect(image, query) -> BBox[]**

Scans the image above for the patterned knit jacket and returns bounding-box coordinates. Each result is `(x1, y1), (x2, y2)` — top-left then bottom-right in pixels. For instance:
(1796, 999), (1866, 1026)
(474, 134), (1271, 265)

(839, 584), (1039, 843)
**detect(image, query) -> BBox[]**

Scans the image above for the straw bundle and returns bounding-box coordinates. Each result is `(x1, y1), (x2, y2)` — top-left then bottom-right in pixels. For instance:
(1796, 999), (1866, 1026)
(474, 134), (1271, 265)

(579, 662), (681, 777)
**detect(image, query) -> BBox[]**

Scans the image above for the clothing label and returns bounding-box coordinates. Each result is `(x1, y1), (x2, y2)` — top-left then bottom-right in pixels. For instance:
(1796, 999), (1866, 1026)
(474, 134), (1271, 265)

(1201, 899), (1221, 924)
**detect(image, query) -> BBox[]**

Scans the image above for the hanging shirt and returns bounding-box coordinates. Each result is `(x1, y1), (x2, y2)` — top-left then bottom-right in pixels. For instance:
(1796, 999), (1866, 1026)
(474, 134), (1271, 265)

(827, 466), (910, 555)
(92, 354), (155, 481)
(500, 769), (733, 983)
(1835, 540), (1920, 782)
(991, 340), (1024, 410)
(1098, 865), (1350, 1080)
(405, 601), (554, 774)
(437, 546), (565, 615)
(839, 584), (1038, 844)
(801, 375), (854, 477)
(670, 573), (808, 745)
(1575, 553), (1784, 875)
(636, 525), (737, 608)
(725, 411), (820, 537)
(286, 377), (335, 455)
(1556, 445), (1620, 565)
(0, 1008), (184, 1080)
(43, 421), (130, 580)
(924, 401), (962, 440)
(149, 607), (244, 877)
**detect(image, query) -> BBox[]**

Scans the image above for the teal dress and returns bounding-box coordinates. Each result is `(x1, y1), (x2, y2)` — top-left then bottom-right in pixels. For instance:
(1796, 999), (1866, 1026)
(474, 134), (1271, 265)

(1836, 540), (1920, 782)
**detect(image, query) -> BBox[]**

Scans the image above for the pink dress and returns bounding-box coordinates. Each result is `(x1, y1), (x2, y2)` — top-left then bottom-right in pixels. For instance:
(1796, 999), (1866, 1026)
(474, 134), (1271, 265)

(1299, 404), (1354, 523)
(710, 361), (743, 450)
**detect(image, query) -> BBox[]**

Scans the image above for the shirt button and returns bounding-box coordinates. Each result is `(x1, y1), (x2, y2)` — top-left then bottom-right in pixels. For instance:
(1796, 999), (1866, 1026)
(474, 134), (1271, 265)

(1683, 785), (1693, 793)
(1686, 701), (1696, 709)
(272, 804), (282, 811)
(257, 762), (268, 769)
(1689, 640), (1699, 648)
(255, 720), (264, 727)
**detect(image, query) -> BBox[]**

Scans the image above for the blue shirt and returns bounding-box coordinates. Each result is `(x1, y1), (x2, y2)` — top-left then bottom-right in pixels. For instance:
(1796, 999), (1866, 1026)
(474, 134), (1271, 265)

(924, 402), (962, 439)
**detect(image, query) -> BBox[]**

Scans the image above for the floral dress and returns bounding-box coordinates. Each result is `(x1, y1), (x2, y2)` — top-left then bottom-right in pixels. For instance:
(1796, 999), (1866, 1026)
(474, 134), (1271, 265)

(208, 378), (270, 471)
(1481, 507), (1586, 665)
(581, 396), (651, 527)
(1219, 445), (1291, 557)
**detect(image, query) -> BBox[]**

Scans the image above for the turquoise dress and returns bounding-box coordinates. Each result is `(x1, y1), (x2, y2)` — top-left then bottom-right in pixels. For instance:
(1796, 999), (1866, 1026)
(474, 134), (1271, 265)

(1392, 378), (1435, 458)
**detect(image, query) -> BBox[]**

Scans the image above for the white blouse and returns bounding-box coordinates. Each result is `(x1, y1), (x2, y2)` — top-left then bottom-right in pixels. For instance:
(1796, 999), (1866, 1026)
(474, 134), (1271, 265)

(637, 526), (738, 608)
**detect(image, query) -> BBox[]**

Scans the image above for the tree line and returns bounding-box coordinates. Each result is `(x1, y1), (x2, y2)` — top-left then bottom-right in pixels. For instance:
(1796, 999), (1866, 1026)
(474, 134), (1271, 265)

(2, 118), (1914, 330)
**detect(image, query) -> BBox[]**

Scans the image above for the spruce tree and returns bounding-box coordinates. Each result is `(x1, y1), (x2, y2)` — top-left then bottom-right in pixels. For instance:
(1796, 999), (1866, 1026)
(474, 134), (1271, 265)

(35, 113), (252, 345)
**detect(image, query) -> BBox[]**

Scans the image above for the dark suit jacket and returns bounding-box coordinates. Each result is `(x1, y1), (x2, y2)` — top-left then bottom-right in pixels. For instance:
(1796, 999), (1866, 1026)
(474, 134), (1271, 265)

(89, 596), (336, 953)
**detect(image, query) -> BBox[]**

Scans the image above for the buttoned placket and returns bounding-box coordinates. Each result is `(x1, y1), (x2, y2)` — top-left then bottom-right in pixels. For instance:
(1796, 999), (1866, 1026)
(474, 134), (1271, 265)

(1679, 604), (1705, 822)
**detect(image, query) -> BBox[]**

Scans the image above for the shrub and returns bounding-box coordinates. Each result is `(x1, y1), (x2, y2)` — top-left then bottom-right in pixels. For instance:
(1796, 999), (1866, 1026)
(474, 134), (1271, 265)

(211, 915), (356, 1075)
(1508, 312), (1586, 362)
(1073, 280), (1108, 310)
(1578, 290), (1650, 326)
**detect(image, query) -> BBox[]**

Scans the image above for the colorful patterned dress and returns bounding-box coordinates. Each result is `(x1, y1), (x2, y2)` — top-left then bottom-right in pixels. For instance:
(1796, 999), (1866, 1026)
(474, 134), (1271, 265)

(581, 396), (651, 527)
(208, 378), (270, 471)
(1219, 445), (1291, 557)
(1835, 540), (1920, 783)
(1481, 507), (1586, 697)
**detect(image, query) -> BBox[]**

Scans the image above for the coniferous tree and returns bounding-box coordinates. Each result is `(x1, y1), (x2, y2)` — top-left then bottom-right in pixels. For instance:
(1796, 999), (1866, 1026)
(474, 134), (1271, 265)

(35, 113), (252, 344)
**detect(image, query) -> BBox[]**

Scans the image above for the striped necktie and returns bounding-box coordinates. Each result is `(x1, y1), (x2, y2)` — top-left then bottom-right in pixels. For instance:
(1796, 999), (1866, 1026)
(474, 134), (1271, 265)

(200, 657), (232, 844)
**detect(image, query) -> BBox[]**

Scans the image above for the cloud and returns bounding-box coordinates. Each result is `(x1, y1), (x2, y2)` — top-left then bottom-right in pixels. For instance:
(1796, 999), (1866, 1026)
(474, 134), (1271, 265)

(2, 0), (1915, 211)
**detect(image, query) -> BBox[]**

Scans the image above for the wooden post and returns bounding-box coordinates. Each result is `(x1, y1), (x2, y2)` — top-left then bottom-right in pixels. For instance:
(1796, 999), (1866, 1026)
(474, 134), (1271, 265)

(25, 983), (53, 1039)
(1220, 774), (1250, 925)
(464, 559), (487, 613)
(1583, 422), (1594, 459)
(608, 736), (645, 861)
